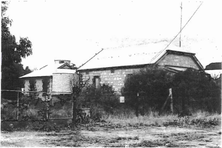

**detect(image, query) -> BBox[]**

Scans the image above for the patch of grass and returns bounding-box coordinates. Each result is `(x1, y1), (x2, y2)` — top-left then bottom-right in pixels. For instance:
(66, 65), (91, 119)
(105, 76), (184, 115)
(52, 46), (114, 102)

(102, 111), (221, 128)
(1, 120), (72, 132)
(50, 109), (72, 118)
(103, 111), (177, 127)
(131, 139), (179, 147)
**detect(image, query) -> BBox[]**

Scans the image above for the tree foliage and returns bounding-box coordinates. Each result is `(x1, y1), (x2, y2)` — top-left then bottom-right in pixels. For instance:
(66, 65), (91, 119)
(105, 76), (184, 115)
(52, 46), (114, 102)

(79, 84), (119, 117)
(172, 68), (221, 113)
(122, 66), (221, 115)
(122, 65), (172, 115)
(1, 2), (32, 93)
(1, 2), (32, 100)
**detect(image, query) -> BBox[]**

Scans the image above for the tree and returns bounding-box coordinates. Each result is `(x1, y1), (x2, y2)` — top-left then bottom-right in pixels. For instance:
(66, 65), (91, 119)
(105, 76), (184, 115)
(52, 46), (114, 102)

(172, 68), (221, 113)
(1, 2), (32, 99)
(122, 65), (173, 116)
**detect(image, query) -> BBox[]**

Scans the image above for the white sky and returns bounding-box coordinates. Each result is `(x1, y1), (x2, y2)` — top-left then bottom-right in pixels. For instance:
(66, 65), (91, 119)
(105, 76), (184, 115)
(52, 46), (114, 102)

(6, 0), (222, 69)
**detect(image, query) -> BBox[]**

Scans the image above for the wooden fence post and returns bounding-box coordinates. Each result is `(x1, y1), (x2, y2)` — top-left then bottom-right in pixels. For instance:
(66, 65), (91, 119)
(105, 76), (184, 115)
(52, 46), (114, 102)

(46, 99), (49, 121)
(72, 93), (77, 127)
(169, 88), (174, 114)
(16, 92), (20, 121)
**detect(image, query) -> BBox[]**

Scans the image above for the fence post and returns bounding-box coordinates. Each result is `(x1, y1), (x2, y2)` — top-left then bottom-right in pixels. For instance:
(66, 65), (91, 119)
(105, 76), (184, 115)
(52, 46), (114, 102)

(16, 92), (20, 121)
(169, 88), (174, 114)
(46, 99), (49, 121)
(72, 93), (77, 128)
(45, 94), (51, 121)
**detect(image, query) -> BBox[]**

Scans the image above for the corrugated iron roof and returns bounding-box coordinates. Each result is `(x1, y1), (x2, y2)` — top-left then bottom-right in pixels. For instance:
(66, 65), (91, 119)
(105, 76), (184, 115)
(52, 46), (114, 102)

(20, 62), (75, 78)
(78, 43), (191, 70)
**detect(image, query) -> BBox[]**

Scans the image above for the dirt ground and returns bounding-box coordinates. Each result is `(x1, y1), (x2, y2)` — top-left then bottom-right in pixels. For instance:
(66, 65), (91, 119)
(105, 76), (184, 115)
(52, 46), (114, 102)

(1, 122), (221, 147)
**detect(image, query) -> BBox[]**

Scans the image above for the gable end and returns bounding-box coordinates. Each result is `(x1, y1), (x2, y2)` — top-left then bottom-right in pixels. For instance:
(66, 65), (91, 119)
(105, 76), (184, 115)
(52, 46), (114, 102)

(156, 50), (203, 70)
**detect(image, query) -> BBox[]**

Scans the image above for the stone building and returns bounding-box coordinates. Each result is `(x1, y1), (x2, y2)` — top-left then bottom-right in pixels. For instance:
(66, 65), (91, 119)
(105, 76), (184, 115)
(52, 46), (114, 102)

(20, 60), (76, 99)
(78, 43), (204, 94)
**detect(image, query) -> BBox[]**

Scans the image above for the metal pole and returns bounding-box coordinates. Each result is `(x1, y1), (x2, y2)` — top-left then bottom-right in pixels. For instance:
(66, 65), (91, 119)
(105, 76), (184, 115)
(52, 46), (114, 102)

(179, 2), (183, 47)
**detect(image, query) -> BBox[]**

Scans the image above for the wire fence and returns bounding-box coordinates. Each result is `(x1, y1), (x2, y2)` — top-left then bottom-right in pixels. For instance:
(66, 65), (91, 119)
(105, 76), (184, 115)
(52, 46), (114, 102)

(1, 89), (83, 122)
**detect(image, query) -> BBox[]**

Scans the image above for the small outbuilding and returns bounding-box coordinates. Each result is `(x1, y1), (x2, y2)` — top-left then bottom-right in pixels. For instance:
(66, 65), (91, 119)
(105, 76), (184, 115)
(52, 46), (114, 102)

(20, 60), (77, 99)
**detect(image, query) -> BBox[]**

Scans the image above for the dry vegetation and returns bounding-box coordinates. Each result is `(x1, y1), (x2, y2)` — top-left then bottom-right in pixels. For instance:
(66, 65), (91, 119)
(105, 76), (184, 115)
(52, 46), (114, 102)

(103, 111), (221, 128)
(1, 111), (221, 147)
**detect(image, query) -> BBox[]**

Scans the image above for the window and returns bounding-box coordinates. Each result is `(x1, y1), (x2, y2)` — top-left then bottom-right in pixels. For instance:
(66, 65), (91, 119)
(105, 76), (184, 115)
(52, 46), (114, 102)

(126, 74), (133, 79)
(111, 69), (115, 73)
(93, 76), (100, 88)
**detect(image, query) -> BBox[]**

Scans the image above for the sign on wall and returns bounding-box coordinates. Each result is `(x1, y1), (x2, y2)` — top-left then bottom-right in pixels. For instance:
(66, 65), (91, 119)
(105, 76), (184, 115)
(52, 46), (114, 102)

(119, 96), (125, 103)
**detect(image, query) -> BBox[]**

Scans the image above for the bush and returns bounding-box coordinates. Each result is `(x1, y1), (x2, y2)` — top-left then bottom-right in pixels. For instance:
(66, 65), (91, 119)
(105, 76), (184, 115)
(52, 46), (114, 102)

(79, 84), (120, 119)
(172, 68), (221, 113)
(122, 65), (172, 116)
(1, 103), (17, 120)
(122, 66), (221, 116)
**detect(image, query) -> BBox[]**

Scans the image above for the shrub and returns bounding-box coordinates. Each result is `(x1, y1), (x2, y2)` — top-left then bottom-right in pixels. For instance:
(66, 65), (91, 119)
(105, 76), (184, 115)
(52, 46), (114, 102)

(79, 84), (119, 119)
(122, 65), (172, 116)
(122, 66), (221, 116)
(172, 68), (221, 113)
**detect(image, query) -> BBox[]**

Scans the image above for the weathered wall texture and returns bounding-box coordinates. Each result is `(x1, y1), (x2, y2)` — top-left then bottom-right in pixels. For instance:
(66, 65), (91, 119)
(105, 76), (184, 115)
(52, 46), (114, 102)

(23, 79), (43, 92)
(35, 79), (43, 91)
(24, 80), (30, 92)
(158, 54), (199, 69)
(81, 67), (142, 93)
(52, 73), (74, 94)
(23, 77), (52, 94)
(80, 53), (200, 94)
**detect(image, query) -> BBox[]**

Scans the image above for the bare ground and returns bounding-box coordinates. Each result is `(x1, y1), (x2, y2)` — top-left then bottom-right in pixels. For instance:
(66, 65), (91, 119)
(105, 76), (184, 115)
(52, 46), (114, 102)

(1, 122), (221, 147)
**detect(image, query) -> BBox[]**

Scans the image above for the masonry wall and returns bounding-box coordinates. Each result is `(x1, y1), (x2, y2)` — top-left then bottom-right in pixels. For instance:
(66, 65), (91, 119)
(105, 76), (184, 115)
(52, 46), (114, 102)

(81, 67), (142, 93)
(23, 77), (52, 94)
(80, 53), (201, 94)
(35, 79), (43, 91)
(158, 54), (199, 70)
(24, 78), (43, 92)
(52, 73), (74, 94)
(24, 80), (30, 92)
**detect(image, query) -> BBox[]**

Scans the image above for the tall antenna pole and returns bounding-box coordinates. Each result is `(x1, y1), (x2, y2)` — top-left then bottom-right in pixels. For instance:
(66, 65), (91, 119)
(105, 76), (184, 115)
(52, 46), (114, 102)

(179, 2), (183, 47)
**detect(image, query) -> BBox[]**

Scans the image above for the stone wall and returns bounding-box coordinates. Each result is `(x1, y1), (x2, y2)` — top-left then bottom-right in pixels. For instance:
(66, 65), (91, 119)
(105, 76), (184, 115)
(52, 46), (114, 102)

(81, 67), (142, 93)
(23, 78), (43, 92)
(35, 79), (43, 91)
(23, 77), (52, 94)
(52, 73), (74, 94)
(24, 80), (29, 92)
(80, 53), (201, 94)
(158, 53), (199, 69)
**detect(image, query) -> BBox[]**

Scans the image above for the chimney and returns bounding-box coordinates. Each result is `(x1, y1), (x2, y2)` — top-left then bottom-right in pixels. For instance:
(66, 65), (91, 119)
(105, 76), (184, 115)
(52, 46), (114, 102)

(54, 59), (70, 65)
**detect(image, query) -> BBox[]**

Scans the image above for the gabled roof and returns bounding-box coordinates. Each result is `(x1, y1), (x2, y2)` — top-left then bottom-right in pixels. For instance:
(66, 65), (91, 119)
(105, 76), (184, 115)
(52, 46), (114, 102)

(20, 62), (76, 78)
(205, 62), (222, 70)
(78, 43), (200, 70)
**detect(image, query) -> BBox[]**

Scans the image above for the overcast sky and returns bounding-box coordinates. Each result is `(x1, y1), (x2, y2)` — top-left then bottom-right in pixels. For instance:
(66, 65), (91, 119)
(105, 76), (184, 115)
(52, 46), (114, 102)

(6, 0), (222, 69)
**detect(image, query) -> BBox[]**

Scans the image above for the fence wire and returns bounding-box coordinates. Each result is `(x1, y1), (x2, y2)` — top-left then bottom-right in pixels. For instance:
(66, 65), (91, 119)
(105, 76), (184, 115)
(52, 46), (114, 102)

(1, 90), (74, 121)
